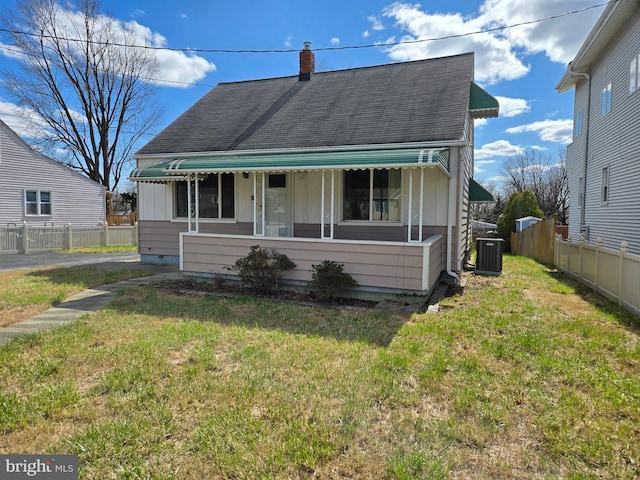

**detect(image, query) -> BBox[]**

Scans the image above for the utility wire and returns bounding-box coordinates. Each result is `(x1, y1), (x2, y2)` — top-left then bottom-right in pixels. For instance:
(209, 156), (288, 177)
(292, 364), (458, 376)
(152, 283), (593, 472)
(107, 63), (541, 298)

(0, 1), (615, 55)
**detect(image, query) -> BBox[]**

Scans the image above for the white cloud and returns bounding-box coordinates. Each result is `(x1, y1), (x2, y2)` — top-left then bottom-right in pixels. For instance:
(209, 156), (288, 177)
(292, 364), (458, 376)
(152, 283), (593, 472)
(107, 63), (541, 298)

(363, 30), (370, 38)
(284, 35), (293, 48)
(478, 0), (604, 64)
(379, 1), (606, 85)
(475, 118), (488, 127)
(495, 96), (530, 117)
(474, 159), (495, 174)
(180, 13), (187, 19)
(0, 99), (50, 139)
(120, 20), (216, 87)
(368, 15), (385, 31)
(0, 42), (26, 61)
(0, 5), (216, 88)
(506, 119), (573, 144)
(475, 139), (524, 159)
(331, 37), (340, 45)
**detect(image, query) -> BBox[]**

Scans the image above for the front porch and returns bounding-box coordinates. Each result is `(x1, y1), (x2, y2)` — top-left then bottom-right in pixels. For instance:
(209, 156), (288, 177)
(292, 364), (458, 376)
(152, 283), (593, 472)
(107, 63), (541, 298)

(180, 232), (445, 301)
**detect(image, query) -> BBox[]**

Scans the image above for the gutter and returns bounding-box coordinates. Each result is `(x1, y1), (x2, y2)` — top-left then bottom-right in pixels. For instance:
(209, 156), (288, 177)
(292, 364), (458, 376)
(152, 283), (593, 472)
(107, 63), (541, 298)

(446, 148), (460, 283)
(133, 139), (468, 161)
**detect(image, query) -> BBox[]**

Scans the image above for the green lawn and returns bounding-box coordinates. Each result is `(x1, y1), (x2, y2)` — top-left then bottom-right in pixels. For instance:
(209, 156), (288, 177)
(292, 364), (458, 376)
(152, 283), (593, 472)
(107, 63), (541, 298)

(0, 256), (638, 479)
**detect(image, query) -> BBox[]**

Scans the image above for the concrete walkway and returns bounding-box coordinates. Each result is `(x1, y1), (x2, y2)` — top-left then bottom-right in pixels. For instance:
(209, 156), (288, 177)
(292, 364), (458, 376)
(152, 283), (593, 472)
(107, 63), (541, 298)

(0, 273), (179, 347)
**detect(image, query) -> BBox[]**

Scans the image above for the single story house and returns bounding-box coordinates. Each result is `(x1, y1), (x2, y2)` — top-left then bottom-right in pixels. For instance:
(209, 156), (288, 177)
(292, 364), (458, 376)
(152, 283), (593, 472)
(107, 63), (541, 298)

(131, 46), (498, 299)
(0, 119), (105, 227)
(515, 216), (542, 232)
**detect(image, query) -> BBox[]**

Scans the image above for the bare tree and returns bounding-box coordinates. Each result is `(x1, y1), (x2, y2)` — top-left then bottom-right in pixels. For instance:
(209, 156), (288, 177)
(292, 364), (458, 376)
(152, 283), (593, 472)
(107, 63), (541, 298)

(500, 148), (568, 224)
(2, 0), (162, 191)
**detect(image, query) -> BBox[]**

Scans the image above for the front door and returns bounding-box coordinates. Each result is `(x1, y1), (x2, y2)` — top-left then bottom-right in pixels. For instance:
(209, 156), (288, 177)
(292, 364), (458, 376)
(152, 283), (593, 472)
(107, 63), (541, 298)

(264, 173), (291, 237)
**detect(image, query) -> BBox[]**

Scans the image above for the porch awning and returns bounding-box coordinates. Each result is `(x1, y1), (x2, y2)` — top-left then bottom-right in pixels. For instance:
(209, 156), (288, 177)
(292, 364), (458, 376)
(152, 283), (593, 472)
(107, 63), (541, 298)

(129, 159), (187, 183)
(469, 178), (494, 202)
(130, 148), (451, 181)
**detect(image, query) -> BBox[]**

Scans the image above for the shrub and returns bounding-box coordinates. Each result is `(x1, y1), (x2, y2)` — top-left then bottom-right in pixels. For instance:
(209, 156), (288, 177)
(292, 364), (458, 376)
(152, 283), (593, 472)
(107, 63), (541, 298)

(228, 245), (296, 295)
(310, 260), (358, 301)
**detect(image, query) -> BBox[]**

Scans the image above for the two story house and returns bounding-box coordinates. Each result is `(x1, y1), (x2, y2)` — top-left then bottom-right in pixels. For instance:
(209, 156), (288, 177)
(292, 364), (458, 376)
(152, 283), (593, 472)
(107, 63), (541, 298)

(556, 0), (640, 255)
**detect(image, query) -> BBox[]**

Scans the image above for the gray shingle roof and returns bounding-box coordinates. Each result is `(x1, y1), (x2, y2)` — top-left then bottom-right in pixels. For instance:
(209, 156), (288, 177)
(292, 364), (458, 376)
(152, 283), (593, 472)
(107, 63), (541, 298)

(136, 52), (475, 156)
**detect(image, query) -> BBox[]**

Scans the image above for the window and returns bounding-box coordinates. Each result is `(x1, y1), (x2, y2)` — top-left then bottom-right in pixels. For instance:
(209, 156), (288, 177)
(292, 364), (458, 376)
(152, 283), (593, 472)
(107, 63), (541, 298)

(574, 110), (583, 137)
(175, 173), (235, 218)
(578, 176), (584, 210)
(25, 190), (52, 216)
(601, 82), (612, 116)
(601, 167), (609, 204)
(630, 54), (639, 94)
(342, 168), (401, 221)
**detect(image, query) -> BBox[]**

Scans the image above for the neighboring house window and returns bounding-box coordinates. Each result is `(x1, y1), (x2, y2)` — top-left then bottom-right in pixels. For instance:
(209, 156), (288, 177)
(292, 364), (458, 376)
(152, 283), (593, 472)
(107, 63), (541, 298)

(601, 82), (612, 116)
(601, 167), (609, 205)
(342, 168), (401, 221)
(574, 110), (583, 137)
(175, 173), (235, 218)
(25, 190), (52, 216)
(630, 54), (639, 94)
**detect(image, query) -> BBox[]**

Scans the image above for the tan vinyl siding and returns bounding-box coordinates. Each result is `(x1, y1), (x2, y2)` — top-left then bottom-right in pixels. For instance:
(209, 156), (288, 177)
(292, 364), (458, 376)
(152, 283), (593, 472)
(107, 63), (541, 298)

(582, 12), (640, 254)
(181, 233), (444, 292)
(138, 220), (253, 256)
(0, 122), (105, 227)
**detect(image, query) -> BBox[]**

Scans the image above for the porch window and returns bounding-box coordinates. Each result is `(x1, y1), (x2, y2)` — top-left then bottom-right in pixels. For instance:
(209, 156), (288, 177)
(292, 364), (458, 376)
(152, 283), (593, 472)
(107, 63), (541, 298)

(342, 168), (401, 221)
(25, 190), (51, 216)
(175, 173), (235, 219)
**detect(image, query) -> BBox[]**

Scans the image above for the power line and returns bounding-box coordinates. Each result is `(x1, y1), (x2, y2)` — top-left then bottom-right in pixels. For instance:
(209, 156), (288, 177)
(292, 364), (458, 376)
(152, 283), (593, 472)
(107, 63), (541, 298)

(0, 1), (615, 56)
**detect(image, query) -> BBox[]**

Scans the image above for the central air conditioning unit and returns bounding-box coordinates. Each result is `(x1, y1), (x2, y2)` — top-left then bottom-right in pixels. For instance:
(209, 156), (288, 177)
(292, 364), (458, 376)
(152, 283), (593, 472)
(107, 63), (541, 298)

(475, 238), (504, 275)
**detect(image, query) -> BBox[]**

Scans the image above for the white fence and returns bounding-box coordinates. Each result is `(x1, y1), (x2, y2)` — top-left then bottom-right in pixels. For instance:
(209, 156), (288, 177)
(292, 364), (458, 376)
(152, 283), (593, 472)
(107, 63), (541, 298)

(0, 224), (137, 254)
(555, 236), (640, 317)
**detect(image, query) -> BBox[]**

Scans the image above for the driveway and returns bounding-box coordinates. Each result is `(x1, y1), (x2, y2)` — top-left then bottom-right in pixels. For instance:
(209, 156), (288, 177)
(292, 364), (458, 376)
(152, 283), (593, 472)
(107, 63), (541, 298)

(0, 251), (178, 274)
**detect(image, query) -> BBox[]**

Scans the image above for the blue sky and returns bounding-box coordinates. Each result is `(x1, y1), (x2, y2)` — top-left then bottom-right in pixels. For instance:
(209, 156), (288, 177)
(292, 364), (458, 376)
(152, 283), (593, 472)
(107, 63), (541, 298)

(0, 0), (608, 189)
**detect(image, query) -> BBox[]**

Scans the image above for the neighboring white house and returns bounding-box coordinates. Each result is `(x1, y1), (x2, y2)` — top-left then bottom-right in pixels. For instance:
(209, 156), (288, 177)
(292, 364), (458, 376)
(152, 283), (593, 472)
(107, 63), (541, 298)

(556, 0), (640, 255)
(131, 47), (498, 299)
(515, 216), (541, 232)
(0, 120), (105, 227)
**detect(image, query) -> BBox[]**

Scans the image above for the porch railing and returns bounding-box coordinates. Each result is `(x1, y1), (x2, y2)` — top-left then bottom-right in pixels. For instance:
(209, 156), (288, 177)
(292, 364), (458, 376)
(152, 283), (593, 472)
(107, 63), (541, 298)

(0, 223), (138, 254)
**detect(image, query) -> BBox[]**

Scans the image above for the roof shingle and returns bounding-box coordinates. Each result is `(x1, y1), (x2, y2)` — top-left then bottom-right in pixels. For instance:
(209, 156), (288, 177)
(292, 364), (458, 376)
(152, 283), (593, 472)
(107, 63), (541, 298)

(136, 52), (476, 156)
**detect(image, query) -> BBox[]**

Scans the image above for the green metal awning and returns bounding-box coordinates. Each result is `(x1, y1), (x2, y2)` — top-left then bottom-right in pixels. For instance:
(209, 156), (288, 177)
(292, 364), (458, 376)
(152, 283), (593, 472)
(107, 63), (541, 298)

(129, 159), (187, 183)
(469, 83), (499, 118)
(130, 148), (451, 181)
(469, 178), (494, 202)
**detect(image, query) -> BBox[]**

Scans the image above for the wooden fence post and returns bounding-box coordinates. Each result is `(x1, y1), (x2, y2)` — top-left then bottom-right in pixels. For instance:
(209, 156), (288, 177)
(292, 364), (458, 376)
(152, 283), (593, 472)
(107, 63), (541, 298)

(618, 241), (628, 307)
(65, 223), (73, 251)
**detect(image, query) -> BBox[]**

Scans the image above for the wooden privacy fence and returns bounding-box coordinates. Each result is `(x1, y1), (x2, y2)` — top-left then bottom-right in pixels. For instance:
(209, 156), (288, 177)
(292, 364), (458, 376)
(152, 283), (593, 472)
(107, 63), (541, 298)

(0, 224), (137, 254)
(510, 215), (557, 265)
(555, 236), (640, 317)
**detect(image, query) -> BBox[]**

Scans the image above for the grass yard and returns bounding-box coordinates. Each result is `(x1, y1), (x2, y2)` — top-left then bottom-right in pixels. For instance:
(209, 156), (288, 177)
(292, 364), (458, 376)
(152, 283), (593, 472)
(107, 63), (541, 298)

(0, 266), (151, 328)
(0, 256), (638, 479)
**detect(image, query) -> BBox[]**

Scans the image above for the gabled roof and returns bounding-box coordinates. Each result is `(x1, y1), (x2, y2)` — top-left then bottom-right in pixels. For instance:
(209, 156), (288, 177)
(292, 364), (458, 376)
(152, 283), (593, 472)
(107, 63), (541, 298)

(556, 0), (640, 92)
(136, 52), (493, 157)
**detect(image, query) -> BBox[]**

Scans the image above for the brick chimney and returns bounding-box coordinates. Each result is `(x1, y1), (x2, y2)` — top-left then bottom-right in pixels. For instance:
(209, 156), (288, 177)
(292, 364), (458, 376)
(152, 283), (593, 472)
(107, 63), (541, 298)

(299, 42), (315, 81)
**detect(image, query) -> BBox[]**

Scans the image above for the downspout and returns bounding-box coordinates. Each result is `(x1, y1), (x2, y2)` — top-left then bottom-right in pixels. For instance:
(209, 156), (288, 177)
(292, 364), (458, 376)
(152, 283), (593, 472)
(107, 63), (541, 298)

(446, 149), (460, 283)
(570, 70), (591, 236)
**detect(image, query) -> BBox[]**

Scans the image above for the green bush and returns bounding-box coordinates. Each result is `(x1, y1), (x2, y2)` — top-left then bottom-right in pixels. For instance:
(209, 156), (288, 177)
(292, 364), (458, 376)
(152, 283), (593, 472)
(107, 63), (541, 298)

(229, 245), (296, 295)
(309, 260), (358, 301)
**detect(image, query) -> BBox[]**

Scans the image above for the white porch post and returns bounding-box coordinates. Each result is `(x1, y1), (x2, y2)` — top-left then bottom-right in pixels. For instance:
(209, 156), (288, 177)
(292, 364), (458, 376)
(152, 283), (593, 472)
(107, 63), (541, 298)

(194, 173), (200, 233)
(407, 169), (413, 242)
(419, 168), (425, 242)
(321, 170), (336, 239)
(187, 174), (194, 233)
